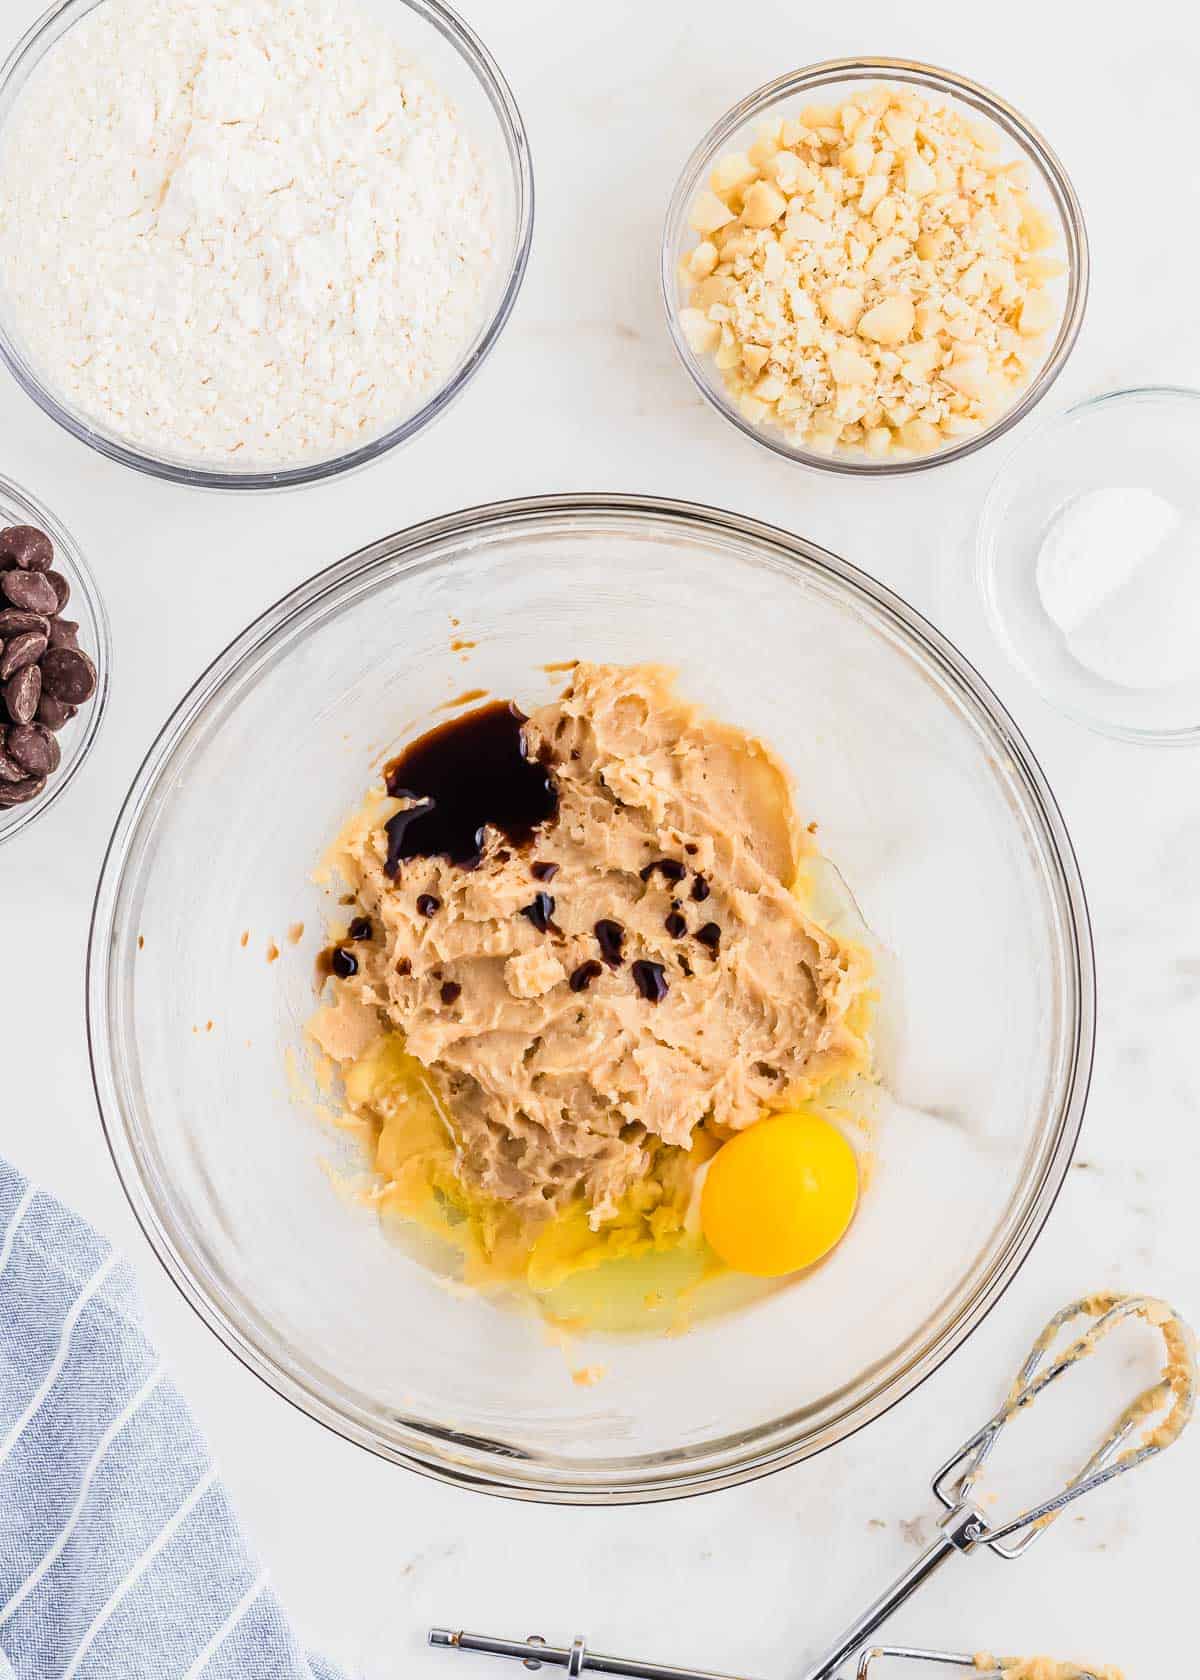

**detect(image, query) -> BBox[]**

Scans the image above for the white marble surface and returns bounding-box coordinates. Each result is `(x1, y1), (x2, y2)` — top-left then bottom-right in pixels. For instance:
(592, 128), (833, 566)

(2, 0), (1198, 1674)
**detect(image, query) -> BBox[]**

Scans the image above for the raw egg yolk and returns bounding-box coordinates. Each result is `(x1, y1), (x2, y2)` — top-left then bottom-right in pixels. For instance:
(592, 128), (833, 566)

(700, 1109), (858, 1276)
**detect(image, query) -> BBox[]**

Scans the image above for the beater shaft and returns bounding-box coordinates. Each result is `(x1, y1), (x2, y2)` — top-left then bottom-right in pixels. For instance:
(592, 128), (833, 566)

(430, 1629), (753, 1680)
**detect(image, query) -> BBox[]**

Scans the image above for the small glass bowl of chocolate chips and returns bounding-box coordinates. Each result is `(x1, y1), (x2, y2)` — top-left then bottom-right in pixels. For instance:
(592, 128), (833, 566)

(0, 473), (108, 845)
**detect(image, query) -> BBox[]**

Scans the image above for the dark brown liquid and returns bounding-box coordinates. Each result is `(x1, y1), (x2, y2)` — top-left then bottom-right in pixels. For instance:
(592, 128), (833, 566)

(384, 701), (558, 875)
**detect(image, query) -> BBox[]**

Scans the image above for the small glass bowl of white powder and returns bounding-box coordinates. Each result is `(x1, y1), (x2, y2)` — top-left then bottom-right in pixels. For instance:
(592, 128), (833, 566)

(0, 0), (532, 490)
(976, 386), (1200, 743)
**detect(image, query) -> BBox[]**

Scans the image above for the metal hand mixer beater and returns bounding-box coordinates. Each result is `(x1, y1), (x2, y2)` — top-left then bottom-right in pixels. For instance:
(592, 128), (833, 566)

(430, 1294), (1195, 1680)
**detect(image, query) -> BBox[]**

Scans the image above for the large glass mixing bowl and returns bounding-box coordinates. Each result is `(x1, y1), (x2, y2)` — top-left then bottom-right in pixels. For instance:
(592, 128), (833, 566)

(88, 496), (1094, 1501)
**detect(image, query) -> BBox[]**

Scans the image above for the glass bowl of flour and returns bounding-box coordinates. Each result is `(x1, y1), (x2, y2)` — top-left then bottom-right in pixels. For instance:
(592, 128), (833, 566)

(0, 0), (533, 490)
(977, 386), (1200, 743)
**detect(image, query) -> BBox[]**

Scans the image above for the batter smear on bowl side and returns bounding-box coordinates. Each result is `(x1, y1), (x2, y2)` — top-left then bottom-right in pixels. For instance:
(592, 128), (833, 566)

(308, 663), (875, 1321)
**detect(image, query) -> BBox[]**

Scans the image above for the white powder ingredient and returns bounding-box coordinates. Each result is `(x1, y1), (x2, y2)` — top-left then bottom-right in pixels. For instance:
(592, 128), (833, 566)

(1036, 488), (1178, 635)
(1037, 487), (1200, 691)
(0, 0), (496, 468)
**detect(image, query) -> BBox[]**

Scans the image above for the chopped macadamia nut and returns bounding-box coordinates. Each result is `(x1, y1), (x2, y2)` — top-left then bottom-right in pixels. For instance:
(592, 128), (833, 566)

(677, 82), (1065, 459)
(679, 308), (721, 355)
(859, 294), (915, 345)
(687, 241), (719, 280)
(689, 188), (736, 235)
(711, 151), (758, 195)
(741, 180), (787, 228)
(821, 285), (865, 332)
(1018, 290), (1057, 336)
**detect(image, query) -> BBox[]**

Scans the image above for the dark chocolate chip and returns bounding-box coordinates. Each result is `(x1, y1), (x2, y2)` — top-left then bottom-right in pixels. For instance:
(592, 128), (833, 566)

(520, 892), (557, 934)
(632, 960), (670, 1003)
(416, 894), (441, 917)
(0, 775), (45, 808)
(0, 738), (26, 782)
(395, 956), (412, 976)
(47, 618), (79, 650)
(696, 922), (722, 956)
(330, 947), (358, 979)
(690, 876), (711, 902)
(36, 694), (75, 732)
(39, 647), (97, 704)
(440, 981), (462, 1005)
(0, 610), (50, 639)
(44, 571), (70, 612)
(684, 843), (699, 856)
(348, 916), (373, 941)
(569, 960), (603, 993)
(0, 631), (47, 681)
(0, 526), (53, 572)
(639, 857), (686, 884)
(531, 860), (559, 882)
(594, 918), (625, 967)
(1, 570), (58, 615)
(665, 910), (688, 938)
(4, 663), (40, 725)
(6, 723), (59, 777)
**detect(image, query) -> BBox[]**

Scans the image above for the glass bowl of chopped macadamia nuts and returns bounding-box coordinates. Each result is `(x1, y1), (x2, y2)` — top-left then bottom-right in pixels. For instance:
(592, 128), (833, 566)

(662, 59), (1088, 474)
(0, 0), (533, 490)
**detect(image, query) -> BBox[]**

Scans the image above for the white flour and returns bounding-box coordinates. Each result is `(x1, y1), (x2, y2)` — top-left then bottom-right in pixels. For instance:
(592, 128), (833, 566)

(0, 0), (496, 468)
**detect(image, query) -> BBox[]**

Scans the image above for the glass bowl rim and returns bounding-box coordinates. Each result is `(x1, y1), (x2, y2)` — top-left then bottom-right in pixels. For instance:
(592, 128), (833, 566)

(87, 492), (1095, 1502)
(976, 382), (1200, 746)
(660, 55), (1090, 478)
(0, 0), (535, 493)
(0, 467), (110, 848)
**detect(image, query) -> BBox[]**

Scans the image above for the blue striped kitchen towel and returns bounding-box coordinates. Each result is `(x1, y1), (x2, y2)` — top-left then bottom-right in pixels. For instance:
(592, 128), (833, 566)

(0, 1158), (354, 1680)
